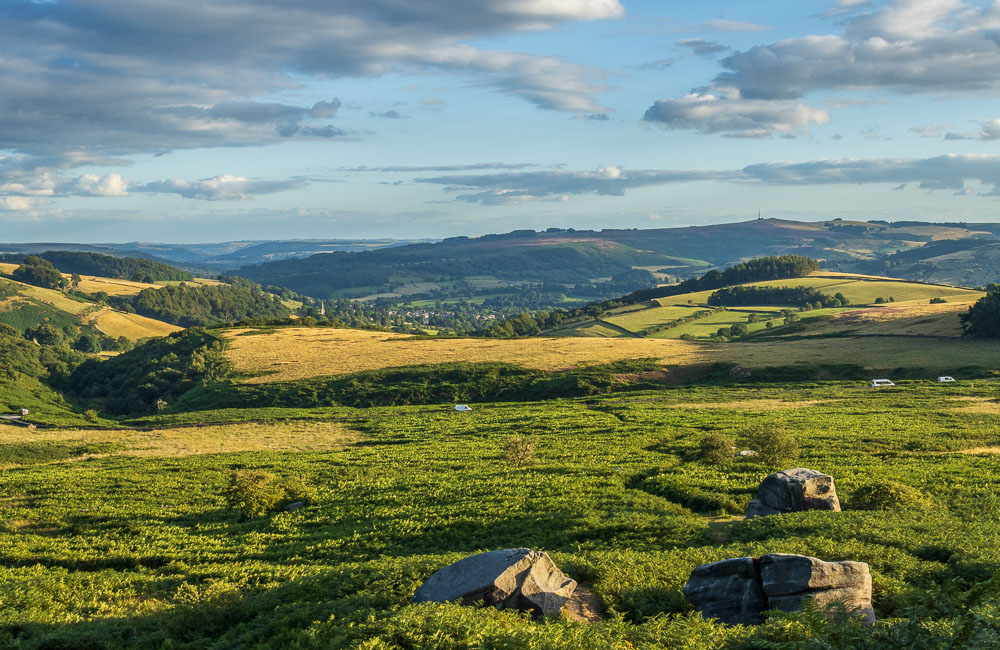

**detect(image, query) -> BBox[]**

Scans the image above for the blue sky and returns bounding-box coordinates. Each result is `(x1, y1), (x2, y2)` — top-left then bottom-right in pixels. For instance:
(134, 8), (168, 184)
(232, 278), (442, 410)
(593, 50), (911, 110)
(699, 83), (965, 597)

(3, 0), (1000, 242)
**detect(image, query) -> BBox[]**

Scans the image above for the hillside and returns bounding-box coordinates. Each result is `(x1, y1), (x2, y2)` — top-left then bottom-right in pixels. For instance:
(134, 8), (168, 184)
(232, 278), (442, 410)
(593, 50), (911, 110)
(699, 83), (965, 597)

(551, 271), (983, 341)
(231, 219), (1000, 306)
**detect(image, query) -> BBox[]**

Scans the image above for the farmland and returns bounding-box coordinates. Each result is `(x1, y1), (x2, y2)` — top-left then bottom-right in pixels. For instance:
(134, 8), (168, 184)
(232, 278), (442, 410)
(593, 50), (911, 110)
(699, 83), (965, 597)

(5, 382), (1000, 645)
(553, 271), (985, 341)
(222, 324), (1000, 384)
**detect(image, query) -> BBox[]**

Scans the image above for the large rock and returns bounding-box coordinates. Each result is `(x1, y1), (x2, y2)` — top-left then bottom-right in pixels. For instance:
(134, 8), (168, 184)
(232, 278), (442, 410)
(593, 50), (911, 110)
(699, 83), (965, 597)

(411, 548), (577, 617)
(683, 553), (875, 626)
(746, 468), (840, 519)
(760, 553), (875, 623)
(682, 557), (767, 626)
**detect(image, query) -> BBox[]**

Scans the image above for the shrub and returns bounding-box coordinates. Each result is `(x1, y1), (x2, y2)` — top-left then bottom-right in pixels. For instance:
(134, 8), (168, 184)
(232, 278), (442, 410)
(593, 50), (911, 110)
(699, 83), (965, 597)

(849, 480), (932, 511)
(224, 470), (316, 519)
(503, 436), (536, 467)
(930, 297), (947, 304)
(83, 409), (99, 423)
(744, 423), (800, 466)
(698, 433), (733, 465)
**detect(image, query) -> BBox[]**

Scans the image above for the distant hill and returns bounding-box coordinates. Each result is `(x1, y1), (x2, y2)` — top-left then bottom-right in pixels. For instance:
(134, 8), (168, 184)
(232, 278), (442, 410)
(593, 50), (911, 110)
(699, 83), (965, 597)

(233, 219), (999, 304)
(548, 271), (983, 341)
(0, 238), (436, 273)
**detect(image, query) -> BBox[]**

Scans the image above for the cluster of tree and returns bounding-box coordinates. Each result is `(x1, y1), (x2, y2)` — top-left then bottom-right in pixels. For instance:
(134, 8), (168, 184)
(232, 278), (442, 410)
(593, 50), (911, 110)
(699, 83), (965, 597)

(0, 279), (18, 299)
(0, 323), (84, 383)
(125, 283), (291, 327)
(960, 284), (1000, 338)
(11, 256), (67, 290)
(64, 328), (230, 414)
(621, 255), (820, 304)
(24, 324), (132, 354)
(37, 251), (193, 282)
(707, 286), (849, 308)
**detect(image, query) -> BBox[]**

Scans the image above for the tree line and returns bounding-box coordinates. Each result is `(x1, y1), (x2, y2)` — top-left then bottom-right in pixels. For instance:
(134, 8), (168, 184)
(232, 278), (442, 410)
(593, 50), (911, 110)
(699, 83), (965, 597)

(707, 286), (849, 308)
(37, 251), (193, 282)
(621, 255), (820, 304)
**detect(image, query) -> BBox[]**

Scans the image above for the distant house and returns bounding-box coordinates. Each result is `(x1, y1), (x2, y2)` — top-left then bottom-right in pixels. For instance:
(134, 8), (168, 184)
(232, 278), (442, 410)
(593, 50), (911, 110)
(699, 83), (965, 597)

(870, 379), (895, 388)
(454, 404), (473, 412)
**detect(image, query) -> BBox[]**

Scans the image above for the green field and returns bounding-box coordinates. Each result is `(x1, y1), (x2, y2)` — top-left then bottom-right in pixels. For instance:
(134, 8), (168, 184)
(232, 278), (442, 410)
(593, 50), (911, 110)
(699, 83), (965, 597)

(647, 309), (785, 339)
(6, 383), (1000, 646)
(603, 304), (708, 333)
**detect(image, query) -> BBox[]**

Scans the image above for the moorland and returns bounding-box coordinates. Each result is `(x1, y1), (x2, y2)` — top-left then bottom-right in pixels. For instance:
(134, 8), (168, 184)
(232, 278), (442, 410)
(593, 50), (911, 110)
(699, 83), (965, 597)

(4, 225), (1000, 647)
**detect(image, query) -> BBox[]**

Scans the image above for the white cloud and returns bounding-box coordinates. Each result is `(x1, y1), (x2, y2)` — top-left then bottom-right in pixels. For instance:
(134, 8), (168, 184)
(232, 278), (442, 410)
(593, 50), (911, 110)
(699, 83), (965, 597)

(645, 0), (1000, 136)
(64, 173), (130, 197)
(642, 90), (830, 138)
(0, 0), (624, 163)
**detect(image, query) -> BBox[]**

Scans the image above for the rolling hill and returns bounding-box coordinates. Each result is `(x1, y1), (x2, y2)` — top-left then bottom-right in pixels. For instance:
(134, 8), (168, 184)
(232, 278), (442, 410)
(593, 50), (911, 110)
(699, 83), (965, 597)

(552, 271), (983, 341)
(231, 219), (1000, 306)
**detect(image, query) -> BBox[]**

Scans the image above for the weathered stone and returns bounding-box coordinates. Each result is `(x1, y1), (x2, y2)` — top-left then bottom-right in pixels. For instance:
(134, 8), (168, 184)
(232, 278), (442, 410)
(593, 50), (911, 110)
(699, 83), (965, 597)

(759, 553), (875, 623)
(745, 468), (840, 519)
(683, 553), (875, 626)
(411, 548), (577, 617)
(682, 557), (767, 626)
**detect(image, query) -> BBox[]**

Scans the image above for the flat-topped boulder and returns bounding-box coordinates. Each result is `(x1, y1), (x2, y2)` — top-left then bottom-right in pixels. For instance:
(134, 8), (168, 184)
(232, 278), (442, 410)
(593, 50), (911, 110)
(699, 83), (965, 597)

(760, 553), (875, 623)
(683, 553), (875, 626)
(746, 468), (840, 519)
(411, 548), (577, 617)
(682, 557), (767, 626)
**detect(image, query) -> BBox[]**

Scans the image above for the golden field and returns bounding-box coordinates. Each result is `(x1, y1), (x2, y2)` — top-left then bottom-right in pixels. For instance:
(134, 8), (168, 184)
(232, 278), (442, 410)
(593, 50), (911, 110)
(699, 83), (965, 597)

(75, 276), (159, 296)
(0, 420), (356, 468)
(224, 327), (709, 382)
(90, 308), (183, 340)
(225, 325), (1000, 383)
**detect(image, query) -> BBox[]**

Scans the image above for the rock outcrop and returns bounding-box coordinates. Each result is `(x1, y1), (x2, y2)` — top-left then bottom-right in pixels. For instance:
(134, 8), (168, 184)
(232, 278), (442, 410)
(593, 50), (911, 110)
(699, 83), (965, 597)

(682, 557), (768, 625)
(745, 468), (840, 519)
(683, 553), (875, 626)
(411, 548), (577, 617)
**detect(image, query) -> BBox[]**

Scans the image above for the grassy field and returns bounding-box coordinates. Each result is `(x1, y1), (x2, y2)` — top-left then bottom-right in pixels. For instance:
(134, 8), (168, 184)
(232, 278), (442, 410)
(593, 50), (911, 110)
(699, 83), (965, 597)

(223, 328), (706, 382)
(603, 304), (707, 333)
(649, 309), (785, 339)
(75, 276), (159, 296)
(91, 308), (183, 340)
(5, 383), (1000, 645)
(223, 326), (1000, 384)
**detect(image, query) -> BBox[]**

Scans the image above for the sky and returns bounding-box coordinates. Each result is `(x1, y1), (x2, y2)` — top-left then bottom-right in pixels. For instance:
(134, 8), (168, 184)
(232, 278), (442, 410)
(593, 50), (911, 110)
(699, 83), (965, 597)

(4, 0), (1000, 242)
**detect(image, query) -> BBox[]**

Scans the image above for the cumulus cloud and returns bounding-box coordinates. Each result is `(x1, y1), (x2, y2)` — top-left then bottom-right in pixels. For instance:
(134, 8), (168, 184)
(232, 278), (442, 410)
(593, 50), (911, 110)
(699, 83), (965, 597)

(0, 0), (623, 164)
(642, 90), (830, 138)
(61, 174), (130, 197)
(134, 175), (305, 201)
(645, 0), (1000, 136)
(415, 166), (738, 204)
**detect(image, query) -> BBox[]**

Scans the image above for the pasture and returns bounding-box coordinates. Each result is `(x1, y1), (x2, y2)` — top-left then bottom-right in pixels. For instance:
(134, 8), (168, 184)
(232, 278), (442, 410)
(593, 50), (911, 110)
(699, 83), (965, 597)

(90, 308), (184, 340)
(4, 383), (1000, 646)
(223, 328), (707, 382)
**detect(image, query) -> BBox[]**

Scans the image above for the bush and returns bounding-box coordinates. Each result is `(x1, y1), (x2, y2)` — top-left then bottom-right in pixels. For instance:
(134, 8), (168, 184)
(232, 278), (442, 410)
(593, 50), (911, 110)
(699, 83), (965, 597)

(930, 297), (947, 304)
(698, 433), (733, 465)
(83, 409), (100, 423)
(849, 480), (932, 511)
(224, 470), (316, 519)
(503, 436), (536, 467)
(744, 423), (800, 466)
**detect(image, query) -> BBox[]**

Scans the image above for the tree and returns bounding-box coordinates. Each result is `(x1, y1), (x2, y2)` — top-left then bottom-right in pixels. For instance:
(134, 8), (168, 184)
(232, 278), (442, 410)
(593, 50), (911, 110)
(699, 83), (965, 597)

(961, 287), (1000, 338)
(12, 256), (67, 290)
(73, 334), (102, 353)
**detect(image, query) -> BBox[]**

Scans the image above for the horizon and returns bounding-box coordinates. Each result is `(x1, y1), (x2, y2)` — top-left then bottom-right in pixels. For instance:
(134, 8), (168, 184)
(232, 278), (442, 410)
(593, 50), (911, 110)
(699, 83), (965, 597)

(4, 1), (1000, 241)
(0, 216), (983, 247)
